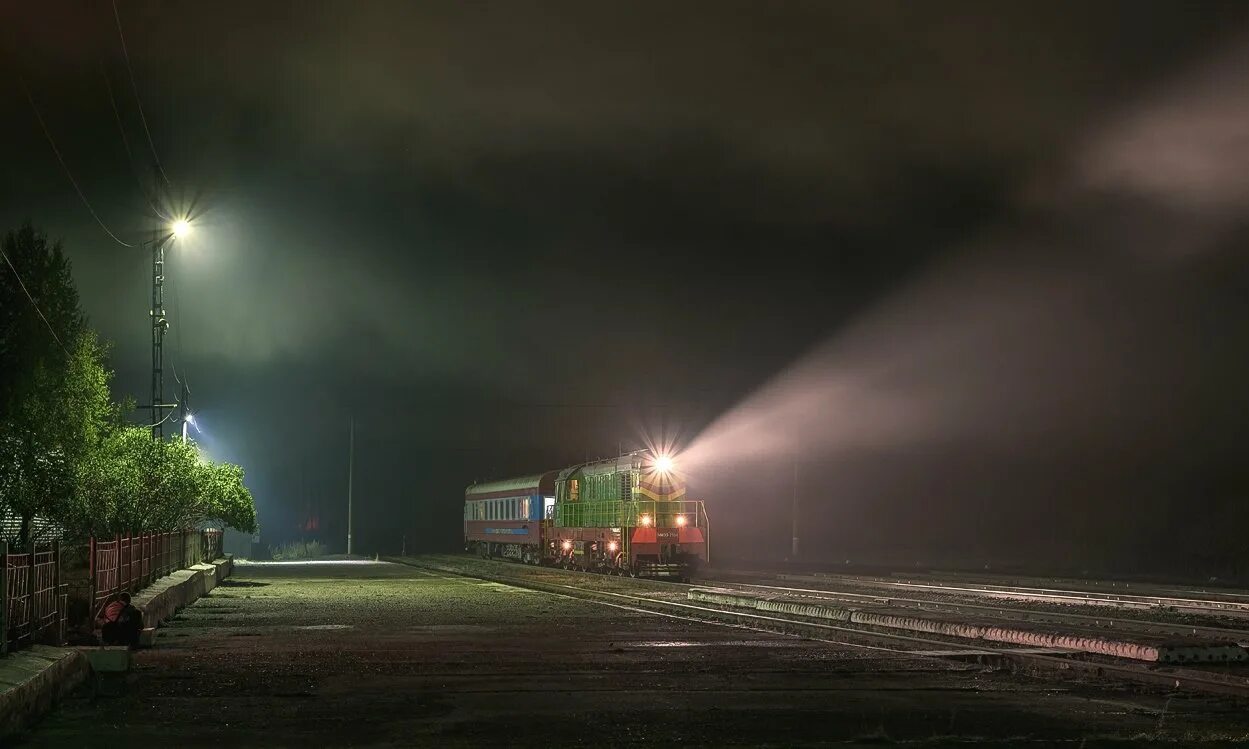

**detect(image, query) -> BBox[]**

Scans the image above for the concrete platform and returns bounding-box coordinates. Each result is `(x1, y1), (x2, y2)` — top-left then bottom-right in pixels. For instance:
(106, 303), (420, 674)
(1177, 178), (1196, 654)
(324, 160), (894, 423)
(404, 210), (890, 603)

(23, 557), (1249, 747)
(0, 556), (234, 741)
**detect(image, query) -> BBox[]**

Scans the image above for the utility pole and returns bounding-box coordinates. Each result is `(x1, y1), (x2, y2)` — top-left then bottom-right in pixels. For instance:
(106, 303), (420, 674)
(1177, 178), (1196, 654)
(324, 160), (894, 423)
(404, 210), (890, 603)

(791, 460), (799, 559)
(150, 225), (167, 439)
(179, 380), (190, 441)
(347, 416), (354, 556)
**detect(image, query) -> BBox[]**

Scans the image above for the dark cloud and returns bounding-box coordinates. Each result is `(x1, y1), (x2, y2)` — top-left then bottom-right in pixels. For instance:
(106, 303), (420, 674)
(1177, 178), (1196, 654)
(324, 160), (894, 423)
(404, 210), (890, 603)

(3, 1), (1248, 566)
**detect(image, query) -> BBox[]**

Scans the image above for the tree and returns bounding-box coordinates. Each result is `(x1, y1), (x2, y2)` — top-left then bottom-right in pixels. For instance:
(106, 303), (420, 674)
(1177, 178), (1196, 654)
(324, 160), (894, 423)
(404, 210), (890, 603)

(44, 332), (121, 538)
(0, 223), (84, 418)
(0, 223), (88, 544)
(0, 222), (258, 544)
(76, 427), (258, 536)
(0, 224), (87, 544)
(199, 461), (257, 534)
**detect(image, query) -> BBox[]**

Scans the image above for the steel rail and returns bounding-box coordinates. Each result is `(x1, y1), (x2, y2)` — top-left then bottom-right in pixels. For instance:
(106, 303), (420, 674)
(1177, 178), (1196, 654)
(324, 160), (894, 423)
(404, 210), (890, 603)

(713, 579), (1249, 645)
(773, 573), (1249, 615)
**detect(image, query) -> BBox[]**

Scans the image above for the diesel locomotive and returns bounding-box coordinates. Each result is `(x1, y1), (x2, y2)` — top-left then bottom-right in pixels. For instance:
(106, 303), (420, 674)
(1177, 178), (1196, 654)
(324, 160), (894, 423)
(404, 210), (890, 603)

(463, 451), (708, 579)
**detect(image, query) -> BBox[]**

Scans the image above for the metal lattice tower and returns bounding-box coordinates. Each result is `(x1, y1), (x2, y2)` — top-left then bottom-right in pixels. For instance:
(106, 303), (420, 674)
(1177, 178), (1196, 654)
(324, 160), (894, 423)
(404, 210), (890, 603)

(150, 227), (168, 439)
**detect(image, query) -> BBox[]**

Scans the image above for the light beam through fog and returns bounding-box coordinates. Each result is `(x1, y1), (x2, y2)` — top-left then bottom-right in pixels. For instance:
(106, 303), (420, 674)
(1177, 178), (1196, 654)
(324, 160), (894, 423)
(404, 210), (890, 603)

(682, 38), (1249, 565)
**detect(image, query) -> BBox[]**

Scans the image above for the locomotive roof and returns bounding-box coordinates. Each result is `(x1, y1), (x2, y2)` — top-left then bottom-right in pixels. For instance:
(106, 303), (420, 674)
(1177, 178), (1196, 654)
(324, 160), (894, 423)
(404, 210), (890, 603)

(464, 472), (556, 498)
(556, 453), (643, 480)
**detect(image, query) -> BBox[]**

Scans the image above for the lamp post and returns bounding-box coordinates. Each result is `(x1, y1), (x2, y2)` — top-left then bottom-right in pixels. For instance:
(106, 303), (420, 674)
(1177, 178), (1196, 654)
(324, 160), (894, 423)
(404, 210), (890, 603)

(149, 219), (192, 439)
(347, 416), (354, 556)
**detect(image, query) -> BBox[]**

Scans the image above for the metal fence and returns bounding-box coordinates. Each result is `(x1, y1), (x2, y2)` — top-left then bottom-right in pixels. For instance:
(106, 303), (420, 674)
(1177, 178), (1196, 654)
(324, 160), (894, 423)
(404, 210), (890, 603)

(88, 529), (225, 624)
(2, 528), (227, 653)
(2, 542), (63, 652)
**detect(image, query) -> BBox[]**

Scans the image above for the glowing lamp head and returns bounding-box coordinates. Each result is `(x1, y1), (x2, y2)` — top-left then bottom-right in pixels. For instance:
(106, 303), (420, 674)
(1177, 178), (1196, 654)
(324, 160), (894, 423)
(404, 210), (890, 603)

(608, 541), (618, 552)
(654, 454), (674, 473)
(185, 413), (196, 426)
(676, 514), (687, 527)
(561, 539), (572, 551)
(171, 219), (192, 238)
(639, 514), (652, 527)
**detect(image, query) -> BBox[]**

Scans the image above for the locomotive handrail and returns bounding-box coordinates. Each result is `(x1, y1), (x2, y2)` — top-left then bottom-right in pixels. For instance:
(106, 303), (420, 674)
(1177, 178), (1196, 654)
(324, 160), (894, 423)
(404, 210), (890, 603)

(552, 498), (706, 529)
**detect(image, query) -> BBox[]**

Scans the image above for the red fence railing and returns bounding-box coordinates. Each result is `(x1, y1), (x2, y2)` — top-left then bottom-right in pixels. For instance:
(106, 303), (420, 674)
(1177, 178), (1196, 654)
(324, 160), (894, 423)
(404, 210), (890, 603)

(88, 529), (224, 624)
(3, 543), (63, 650)
(5, 550), (30, 646)
(3, 528), (227, 652)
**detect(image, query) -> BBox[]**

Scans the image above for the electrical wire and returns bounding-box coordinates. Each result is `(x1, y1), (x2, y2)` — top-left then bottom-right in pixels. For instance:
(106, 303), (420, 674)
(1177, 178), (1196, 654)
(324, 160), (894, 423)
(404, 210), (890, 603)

(169, 263), (188, 390)
(0, 246), (68, 354)
(110, 0), (171, 188)
(19, 77), (135, 248)
(136, 408), (176, 430)
(101, 61), (168, 221)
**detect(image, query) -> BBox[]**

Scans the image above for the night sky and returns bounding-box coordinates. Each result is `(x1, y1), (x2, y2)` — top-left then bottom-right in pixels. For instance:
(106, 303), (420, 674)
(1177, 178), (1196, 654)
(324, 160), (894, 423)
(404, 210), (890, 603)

(4, 2), (1249, 573)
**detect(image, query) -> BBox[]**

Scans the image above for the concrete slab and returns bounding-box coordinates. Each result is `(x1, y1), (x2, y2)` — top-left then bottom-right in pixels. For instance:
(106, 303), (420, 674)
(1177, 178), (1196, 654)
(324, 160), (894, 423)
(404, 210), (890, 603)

(76, 647), (131, 673)
(0, 646), (89, 739)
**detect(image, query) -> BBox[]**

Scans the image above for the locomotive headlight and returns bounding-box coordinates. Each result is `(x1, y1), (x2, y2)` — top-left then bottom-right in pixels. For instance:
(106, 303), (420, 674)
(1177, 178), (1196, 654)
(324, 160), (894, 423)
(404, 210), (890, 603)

(640, 514), (652, 527)
(561, 539), (572, 551)
(676, 514), (687, 527)
(654, 454), (674, 473)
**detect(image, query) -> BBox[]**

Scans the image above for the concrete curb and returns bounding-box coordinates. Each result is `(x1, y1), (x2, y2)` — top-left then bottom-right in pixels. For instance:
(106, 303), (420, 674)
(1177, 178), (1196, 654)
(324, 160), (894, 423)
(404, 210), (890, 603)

(0, 556), (234, 741)
(0, 645), (90, 739)
(133, 557), (233, 628)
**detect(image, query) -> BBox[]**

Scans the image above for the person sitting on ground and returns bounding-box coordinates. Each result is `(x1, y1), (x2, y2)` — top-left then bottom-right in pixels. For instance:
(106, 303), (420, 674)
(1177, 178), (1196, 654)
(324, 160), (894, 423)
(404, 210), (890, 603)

(98, 592), (144, 648)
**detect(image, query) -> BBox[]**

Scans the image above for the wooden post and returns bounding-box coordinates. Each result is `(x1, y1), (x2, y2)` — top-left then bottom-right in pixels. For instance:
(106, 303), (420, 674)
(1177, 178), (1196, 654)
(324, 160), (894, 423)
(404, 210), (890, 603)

(51, 540), (61, 644)
(27, 544), (36, 643)
(1, 540), (8, 655)
(87, 536), (95, 618)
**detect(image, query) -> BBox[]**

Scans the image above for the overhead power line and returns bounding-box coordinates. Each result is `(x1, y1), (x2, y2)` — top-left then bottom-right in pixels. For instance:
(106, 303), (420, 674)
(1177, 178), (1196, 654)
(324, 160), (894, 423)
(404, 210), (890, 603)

(19, 77), (135, 249)
(137, 407), (176, 430)
(0, 246), (68, 354)
(111, 0), (171, 189)
(101, 61), (168, 221)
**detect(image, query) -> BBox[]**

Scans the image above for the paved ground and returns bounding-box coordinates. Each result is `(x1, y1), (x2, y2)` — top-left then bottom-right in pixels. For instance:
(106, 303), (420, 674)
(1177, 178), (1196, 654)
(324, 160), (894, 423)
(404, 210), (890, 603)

(17, 558), (1249, 747)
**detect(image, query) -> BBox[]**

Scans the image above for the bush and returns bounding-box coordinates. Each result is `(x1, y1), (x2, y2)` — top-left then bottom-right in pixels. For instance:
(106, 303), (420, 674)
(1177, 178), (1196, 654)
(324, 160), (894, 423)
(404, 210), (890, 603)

(269, 539), (326, 561)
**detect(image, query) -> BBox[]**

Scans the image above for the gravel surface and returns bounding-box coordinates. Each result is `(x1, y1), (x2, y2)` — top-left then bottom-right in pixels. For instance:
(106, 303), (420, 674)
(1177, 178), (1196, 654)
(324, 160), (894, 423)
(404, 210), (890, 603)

(16, 557), (1249, 747)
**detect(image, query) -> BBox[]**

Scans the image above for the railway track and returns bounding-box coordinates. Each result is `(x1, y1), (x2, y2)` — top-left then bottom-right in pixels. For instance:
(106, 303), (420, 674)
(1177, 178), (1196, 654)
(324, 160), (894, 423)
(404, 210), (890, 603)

(391, 555), (1249, 700)
(769, 571), (1249, 617)
(707, 578), (1249, 646)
